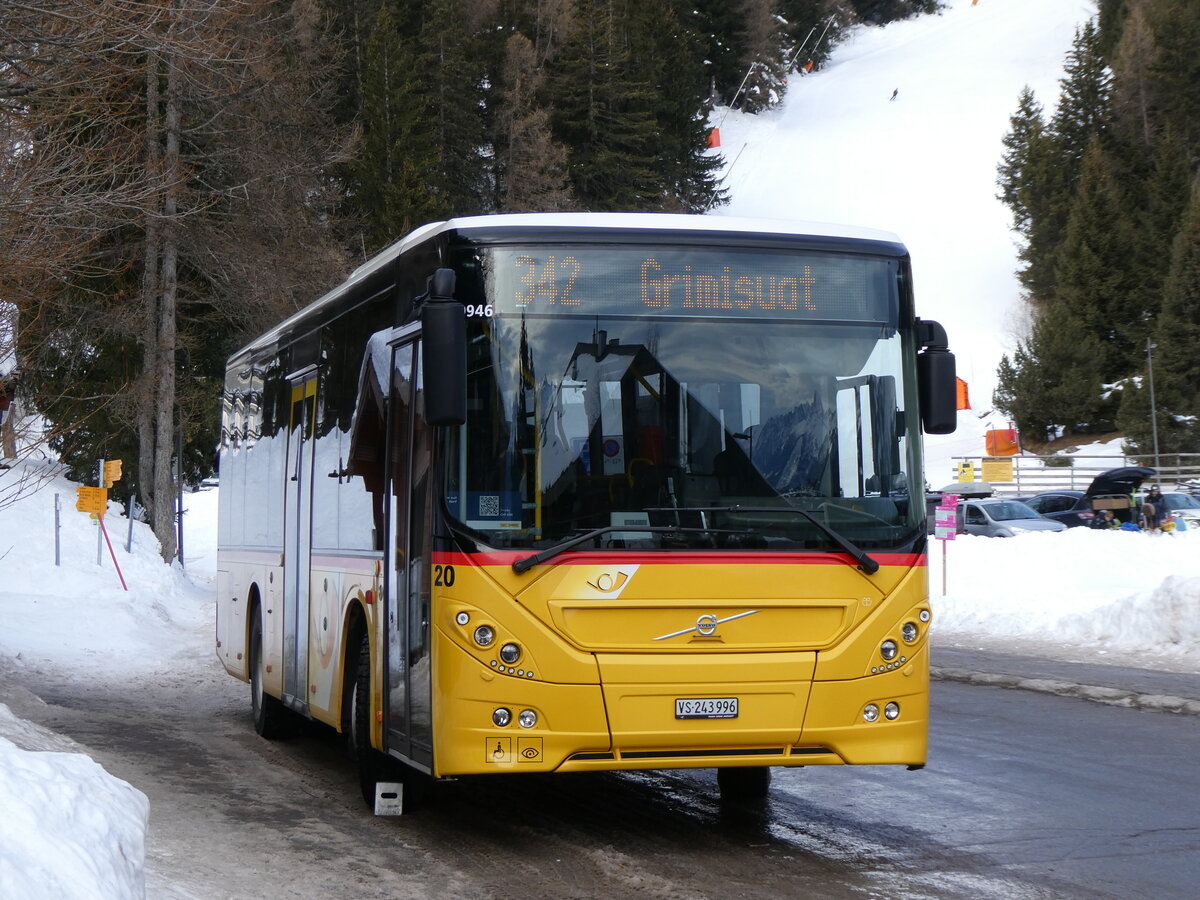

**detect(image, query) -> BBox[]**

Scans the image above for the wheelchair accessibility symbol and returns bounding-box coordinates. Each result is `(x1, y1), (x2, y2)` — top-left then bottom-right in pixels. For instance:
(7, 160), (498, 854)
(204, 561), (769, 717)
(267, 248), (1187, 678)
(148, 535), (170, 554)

(486, 737), (512, 764)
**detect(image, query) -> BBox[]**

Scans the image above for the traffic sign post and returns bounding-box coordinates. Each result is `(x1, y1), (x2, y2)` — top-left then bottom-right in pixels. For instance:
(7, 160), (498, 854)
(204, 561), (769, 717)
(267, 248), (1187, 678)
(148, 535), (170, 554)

(934, 493), (959, 596)
(76, 460), (128, 591)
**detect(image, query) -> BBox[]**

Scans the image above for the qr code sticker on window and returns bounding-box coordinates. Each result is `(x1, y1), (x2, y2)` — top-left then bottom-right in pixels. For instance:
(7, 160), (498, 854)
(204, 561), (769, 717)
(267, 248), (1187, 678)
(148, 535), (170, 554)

(479, 494), (500, 517)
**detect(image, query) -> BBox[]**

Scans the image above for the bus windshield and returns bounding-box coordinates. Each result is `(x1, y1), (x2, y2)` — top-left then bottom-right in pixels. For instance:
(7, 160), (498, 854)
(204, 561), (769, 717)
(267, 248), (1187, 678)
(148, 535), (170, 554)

(443, 244), (923, 552)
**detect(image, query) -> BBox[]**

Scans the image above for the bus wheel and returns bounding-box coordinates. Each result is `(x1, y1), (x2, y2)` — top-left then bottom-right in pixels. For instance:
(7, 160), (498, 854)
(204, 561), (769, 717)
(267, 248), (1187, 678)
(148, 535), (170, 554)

(250, 614), (287, 739)
(717, 766), (772, 803)
(352, 631), (384, 808)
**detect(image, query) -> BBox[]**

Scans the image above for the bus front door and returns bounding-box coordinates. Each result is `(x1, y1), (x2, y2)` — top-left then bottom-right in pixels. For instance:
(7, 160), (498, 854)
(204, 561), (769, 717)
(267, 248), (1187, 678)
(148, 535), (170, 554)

(384, 338), (434, 771)
(282, 371), (317, 715)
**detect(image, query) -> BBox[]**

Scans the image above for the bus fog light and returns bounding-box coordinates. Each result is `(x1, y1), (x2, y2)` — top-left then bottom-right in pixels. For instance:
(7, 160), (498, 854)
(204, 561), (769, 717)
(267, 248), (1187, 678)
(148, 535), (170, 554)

(499, 642), (521, 664)
(919, 609), (931, 623)
(455, 612), (470, 626)
(863, 703), (880, 723)
(880, 640), (898, 661)
(901, 622), (919, 643)
(518, 709), (537, 728)
(474, 625), (495, 647)
(492, 707), (512, 727)
(885, 702), (900, 720)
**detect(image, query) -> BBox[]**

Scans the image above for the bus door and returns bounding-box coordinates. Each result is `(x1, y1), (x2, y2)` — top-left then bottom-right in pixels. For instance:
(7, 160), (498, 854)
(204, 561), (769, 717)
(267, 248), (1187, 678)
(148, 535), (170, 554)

(384, 334), (434, 770)
(282, 369), (317, 714)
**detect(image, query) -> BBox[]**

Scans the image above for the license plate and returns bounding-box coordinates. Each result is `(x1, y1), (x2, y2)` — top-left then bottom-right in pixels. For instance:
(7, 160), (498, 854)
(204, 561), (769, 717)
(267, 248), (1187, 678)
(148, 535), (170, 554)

(675, 697), (738, 719)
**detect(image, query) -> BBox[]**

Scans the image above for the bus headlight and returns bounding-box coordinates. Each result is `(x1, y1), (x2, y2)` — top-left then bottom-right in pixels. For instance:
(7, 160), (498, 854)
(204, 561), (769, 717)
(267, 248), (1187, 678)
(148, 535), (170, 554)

(474, 625), (495, 647)
(885, 702), (901, 720)
(492, 707), (511, 727)
(499, 642), (521, 664)
(518, 709), (537, 728)
(901, 622), (919, 643)
(863, 704), (880, 723)
(880, 640), (898, 661)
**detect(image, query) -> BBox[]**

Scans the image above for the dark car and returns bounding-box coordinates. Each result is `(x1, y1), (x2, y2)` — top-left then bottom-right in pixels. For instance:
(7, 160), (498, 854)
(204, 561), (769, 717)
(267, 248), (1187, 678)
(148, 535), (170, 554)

(1023, 465), (1156, 528)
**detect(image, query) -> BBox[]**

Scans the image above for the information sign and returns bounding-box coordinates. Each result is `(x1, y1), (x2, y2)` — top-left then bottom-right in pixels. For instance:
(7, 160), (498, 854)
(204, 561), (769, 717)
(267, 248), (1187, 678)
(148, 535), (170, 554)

(76, 486), (108, 515)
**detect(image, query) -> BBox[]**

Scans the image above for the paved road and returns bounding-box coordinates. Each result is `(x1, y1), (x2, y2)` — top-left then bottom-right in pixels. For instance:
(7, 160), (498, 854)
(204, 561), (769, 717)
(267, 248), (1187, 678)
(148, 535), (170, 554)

(3, 650), (1197, 899)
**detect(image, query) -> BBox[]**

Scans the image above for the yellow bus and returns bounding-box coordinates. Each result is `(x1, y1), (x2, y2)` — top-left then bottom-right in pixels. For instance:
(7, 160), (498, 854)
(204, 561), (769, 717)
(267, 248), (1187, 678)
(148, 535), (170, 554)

(216, 213), (957, 809)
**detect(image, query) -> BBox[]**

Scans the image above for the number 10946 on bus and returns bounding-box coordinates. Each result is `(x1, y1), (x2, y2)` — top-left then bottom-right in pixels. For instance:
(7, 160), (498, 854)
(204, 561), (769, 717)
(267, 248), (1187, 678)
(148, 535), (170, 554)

(675, 697), (739, 719)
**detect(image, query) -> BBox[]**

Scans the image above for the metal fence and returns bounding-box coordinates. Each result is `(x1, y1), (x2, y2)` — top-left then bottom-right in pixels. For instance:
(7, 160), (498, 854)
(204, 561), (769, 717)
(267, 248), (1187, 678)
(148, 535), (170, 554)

(943, 453), (1200, 497)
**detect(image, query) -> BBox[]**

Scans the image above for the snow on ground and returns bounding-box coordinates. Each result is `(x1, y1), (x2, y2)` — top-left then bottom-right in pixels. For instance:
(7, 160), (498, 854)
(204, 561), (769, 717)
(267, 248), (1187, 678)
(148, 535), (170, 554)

(6, 0), (1194, 896)
(0, 461), (217, 899)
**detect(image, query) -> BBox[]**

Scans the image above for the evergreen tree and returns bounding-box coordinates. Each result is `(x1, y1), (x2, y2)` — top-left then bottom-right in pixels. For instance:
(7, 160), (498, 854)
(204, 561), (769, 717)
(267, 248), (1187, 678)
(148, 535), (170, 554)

(1120, 178), (1200, 455)
(547, 0), (660, 210)
(1144, 0), (1200, 159)
(623, 0), (727, 210)
(692, 0), (747, 103)
(1054, 143), (1142, 392)
(995, 302), (1107, 441)
(419, 0), (491, 216)
(1050, 21), (1114, 178)
(997, 86), (1047, 243)
(737, 0), (790, 114)
(351, 3), (443, 252)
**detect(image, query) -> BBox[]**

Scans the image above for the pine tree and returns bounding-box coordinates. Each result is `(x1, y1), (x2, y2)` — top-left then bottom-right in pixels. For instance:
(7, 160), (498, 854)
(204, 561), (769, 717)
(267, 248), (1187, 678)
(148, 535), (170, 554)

(547, 0), (660, 210)
(419, 0), (491, 216)
(1121, 178), (1200, 455)
(997, 86), (1047, 243)
(1051, 21), (1114, 179)
(1054, 143), (1142, 392)
(622, 0), (727, 210)
(351, 3), (443, 252)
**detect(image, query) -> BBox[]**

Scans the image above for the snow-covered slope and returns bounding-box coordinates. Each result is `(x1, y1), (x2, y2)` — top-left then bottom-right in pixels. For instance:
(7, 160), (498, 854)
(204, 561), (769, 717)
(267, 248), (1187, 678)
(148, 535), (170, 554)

(713, 0), (1096, 454)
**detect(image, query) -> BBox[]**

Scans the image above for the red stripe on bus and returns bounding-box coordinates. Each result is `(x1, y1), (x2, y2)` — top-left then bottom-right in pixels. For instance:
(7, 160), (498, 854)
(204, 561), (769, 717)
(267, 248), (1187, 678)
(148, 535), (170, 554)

(432, 550), (926, 568)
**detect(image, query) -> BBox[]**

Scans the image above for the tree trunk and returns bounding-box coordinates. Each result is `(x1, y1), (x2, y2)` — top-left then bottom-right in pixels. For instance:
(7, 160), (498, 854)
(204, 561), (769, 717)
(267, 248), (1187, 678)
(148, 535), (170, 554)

(139, 45), (163, 523)
(153, 41), (180, 563)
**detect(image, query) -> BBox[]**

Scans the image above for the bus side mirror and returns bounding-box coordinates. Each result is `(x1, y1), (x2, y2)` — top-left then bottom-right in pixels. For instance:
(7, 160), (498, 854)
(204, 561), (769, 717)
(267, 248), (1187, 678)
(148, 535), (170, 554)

(421, 268), (466, 426)
(916, 318), (957, 435)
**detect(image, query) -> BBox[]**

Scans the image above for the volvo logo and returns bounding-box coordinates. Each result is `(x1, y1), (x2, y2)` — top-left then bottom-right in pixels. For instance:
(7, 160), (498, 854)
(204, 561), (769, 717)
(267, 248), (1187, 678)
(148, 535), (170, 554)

(653, 610), (760, 641)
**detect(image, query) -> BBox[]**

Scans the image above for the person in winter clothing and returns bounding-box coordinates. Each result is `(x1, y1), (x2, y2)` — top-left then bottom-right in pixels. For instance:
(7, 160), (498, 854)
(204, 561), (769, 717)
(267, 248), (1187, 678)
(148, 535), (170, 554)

(1142, 486), (1165, 532)
(1090, 509), (1117, 529)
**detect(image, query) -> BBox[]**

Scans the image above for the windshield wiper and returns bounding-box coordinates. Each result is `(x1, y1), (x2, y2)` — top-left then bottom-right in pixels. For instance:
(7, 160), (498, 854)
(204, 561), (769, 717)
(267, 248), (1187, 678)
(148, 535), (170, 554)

(646, 505), (880, 575)
(512, 525), (729, 574)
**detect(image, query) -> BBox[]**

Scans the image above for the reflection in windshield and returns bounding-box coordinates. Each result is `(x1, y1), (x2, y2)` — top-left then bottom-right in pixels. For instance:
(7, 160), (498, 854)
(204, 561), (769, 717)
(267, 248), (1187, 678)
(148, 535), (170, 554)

(443, 313), (923, 552)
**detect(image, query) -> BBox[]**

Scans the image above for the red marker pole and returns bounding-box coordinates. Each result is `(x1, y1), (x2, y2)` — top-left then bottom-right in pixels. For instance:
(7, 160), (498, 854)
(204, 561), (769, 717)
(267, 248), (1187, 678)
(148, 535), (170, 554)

(98, 515), (128, 591)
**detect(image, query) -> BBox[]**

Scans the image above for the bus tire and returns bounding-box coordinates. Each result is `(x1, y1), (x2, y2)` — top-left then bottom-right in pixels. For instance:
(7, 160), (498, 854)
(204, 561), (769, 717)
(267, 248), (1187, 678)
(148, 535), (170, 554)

(717, 766), (772, 803)
(352, 630), (383, 808)
(250, 614), (287, 739)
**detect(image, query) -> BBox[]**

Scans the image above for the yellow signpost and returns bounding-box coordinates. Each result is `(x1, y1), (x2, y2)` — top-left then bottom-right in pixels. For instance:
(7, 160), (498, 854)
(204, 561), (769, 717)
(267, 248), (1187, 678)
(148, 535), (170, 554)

(956, 460), (975, 483)
(103, 458), (123, 486)
(75, 486), (108, 515)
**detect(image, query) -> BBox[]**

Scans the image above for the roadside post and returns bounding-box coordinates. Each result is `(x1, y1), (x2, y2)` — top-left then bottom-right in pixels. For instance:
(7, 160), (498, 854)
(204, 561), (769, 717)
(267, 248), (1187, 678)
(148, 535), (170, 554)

(76, 459), (128, 591)
(934, 493), (958, 596)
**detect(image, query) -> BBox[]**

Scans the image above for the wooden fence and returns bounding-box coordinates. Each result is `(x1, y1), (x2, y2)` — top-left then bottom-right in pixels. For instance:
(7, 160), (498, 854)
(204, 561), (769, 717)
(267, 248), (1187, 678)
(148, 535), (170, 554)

(941, 453), (1200, 497)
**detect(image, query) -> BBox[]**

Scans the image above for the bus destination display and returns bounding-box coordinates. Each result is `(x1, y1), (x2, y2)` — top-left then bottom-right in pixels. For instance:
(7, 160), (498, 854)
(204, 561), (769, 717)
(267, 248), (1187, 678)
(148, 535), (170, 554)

(488, 246), (891, 323)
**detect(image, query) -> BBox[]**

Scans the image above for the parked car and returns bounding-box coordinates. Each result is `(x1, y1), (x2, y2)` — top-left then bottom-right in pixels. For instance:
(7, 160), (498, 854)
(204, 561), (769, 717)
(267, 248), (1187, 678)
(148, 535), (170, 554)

(1020, 489), (1093, 527)
(957, 498), (1067, 537)
(1022, 465), (1156, 528)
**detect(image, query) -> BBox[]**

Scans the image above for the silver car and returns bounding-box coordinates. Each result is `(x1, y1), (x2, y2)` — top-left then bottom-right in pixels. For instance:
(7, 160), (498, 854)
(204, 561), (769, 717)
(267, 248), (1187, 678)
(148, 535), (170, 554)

(958, 498), (1067, 537)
